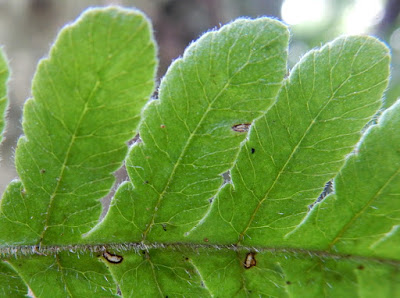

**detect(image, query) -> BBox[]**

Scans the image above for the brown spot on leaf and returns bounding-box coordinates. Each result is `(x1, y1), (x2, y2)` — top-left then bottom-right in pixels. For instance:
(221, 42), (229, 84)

(160, 124), (165, 128)
(286, 281), (291, 285)
(243, 252), (256, 269)
(232, 123), (251, 132)
(103, 251), (123, 264)
(40, 169), (46, 174)
(357, 265), (365, 270)
(203, 238), (209, 242)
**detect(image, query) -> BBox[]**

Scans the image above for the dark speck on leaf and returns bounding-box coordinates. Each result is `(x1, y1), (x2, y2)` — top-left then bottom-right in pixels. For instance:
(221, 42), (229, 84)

(40, 169), (46, 173)
(357, 265), (365, 270)
(251, 148), (255, 154)
(162, 224), (167, 231)
(286, 281), (291, 285)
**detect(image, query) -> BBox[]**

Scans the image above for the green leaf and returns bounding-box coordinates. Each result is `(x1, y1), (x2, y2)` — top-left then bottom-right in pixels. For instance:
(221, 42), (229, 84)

(0, 49), (9, 144)
(190, 249), (363, 297)
(86, 17), (289, 243)
(104, 248), (209, 297)
(0, 6), (399, 297)
(7, 252), (118, 297)
(286, 100), (400, 259)
(0, 7), (157, 245)
(0, 262), (27, 297)
(188, 36), (390, 246)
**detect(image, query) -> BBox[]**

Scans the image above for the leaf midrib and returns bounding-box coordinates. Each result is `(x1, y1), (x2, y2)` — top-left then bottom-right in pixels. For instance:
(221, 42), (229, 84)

(1, 242), (399, 266)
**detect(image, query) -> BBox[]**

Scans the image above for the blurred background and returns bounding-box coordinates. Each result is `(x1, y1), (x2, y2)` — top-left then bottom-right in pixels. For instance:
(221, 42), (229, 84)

(0, 0), (399, 194)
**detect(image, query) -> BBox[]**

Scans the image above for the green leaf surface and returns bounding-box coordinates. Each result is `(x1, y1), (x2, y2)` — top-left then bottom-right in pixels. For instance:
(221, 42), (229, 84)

(0, 262), (27, 297)
(0, 6), (399, 297)
(286, 100), (400, 260)
(0, 7), (157, 246)
(5, 245), (399, 297)
(7, 252), (118, 297)
(190, 249), (372, 297)
(105, 248), (209, 297)
(188, 36), (390, 246)
(0, 49), (9, 144)
(87, 17), (289, 243)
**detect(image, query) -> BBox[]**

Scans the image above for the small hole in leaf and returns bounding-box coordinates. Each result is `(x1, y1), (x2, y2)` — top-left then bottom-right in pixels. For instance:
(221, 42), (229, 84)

(243, 252), (257, 269)
(232, 123), (251, 132)
(103, 251), (123, 264)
